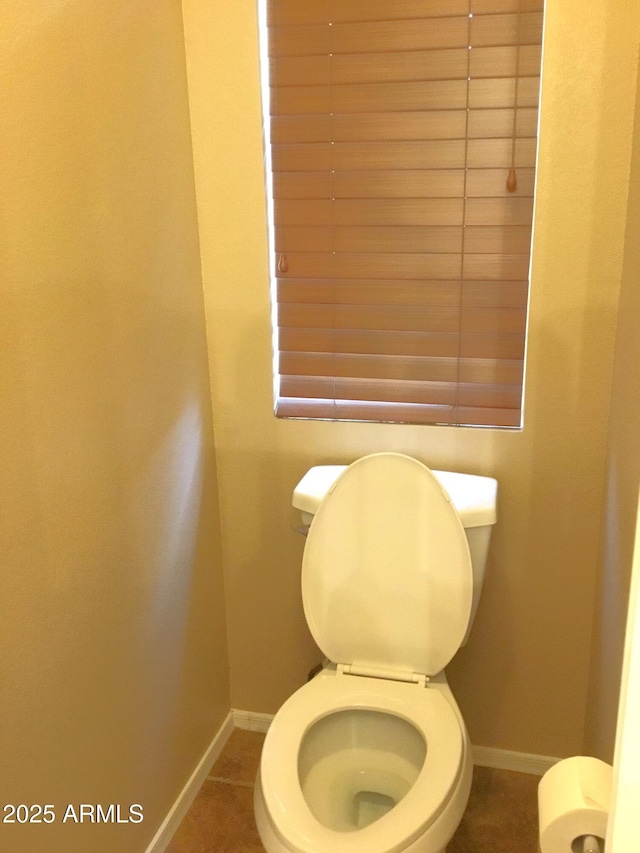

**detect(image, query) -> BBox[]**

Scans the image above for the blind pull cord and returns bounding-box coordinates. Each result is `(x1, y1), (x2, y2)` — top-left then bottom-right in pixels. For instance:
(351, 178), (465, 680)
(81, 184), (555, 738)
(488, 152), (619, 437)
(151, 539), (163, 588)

(508, 0), (523, 193)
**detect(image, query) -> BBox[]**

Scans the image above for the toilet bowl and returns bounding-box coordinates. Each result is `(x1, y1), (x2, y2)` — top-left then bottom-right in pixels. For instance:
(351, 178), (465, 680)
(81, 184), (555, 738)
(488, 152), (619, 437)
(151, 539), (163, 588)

(255, 667), (473, 853)
(255, 453), (497, 853)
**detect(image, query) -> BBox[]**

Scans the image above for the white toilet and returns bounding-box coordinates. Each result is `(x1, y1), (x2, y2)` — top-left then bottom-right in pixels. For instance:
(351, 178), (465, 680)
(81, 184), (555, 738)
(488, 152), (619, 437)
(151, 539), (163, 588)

(254, 452), (498, 853)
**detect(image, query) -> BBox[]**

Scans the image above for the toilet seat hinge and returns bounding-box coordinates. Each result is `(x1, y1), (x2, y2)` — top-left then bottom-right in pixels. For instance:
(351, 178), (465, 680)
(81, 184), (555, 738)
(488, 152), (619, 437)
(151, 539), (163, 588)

(337, 663), (429, 687)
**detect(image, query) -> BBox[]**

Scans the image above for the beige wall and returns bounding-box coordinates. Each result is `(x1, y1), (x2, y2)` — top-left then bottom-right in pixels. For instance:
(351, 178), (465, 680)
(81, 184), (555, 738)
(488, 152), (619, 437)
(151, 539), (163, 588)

(585, 47), (640, 763)
(185, 0), (640, 760)
(0, 2), (229, 851)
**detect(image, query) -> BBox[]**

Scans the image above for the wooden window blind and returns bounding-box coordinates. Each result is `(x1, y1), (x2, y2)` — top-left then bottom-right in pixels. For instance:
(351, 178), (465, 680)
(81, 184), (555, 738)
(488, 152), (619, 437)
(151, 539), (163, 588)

(263, 0), (544, 428)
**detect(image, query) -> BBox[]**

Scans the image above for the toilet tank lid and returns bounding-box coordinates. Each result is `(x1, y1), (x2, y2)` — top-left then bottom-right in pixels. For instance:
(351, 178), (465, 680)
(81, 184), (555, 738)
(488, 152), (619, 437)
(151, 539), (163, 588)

(293, 464), (497, 528)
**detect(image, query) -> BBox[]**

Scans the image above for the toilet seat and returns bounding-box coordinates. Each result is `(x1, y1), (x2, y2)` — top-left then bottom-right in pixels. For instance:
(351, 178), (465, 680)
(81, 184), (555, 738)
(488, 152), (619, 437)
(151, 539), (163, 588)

(259, 670), (464, 853)
(302, 453), (472, 678)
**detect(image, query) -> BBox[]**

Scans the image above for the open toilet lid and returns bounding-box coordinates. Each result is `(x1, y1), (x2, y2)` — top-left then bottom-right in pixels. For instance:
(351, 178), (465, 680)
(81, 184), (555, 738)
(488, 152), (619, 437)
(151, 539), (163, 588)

(302, 453), (473, 677)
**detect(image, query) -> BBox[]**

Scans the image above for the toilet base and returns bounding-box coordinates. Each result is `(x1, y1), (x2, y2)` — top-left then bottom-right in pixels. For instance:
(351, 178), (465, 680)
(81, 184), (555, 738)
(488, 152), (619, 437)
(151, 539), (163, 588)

(254, 752), (472, 853)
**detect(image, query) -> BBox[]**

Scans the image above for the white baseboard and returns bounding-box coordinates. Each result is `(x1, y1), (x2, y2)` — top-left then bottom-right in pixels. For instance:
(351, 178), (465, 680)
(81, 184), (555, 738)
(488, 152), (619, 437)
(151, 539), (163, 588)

(144, 710), (235, 853)
(232, 707), (559, 776)
(472, 745), (560, 776)
(232, 708), (274, 732)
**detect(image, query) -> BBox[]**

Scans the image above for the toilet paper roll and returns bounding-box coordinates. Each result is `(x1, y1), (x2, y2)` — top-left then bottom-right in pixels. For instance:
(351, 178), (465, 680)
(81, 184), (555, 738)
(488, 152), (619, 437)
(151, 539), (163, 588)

(538, 756), (612, 853)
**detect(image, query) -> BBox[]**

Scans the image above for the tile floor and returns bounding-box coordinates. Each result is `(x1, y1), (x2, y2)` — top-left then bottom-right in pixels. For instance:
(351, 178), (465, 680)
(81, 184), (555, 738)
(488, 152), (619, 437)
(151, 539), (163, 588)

(166, 729), (541, 853)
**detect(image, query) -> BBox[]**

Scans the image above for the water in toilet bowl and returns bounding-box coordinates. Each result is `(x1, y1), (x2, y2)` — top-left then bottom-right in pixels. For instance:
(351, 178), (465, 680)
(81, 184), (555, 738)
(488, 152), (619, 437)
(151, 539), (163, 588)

(298, 709), (426, 833)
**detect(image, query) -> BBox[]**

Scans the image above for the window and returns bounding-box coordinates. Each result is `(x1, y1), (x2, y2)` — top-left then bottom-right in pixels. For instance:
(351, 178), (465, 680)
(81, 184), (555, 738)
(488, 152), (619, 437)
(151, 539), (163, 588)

(261, 0), (544, 428)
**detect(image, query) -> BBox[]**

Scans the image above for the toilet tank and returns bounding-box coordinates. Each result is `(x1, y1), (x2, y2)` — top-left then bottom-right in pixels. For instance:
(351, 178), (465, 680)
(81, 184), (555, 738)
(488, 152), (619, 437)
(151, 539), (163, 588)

(293, 464), (498, 645)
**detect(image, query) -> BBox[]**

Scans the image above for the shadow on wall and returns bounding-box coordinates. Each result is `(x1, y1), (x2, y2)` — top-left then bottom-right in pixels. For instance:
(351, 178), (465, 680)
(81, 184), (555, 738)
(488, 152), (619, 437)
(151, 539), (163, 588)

(0, 274), (226, 850)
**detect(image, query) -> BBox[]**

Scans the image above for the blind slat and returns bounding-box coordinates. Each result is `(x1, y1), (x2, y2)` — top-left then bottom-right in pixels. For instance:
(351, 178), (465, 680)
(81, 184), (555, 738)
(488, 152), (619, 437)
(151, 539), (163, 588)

(275, 170), (467, 200)
(271, 50), (470, 87)
(275, 199), (465, 227)
(464, 225), (533, 253)
(268, 0), (470, 28)
(279, 304), (462, 333)
(277, 381), (525, 413)
(275, 397), (522, 429)
(273, 112), (469, 144)
(271, 77), (539, 116)
(271, 45), (542, 87)
(280, 352), (524, 385)
(277, 279), (529, 308)
(278, 327), (527, 360)
(270, 19), (472, 58)
(280, 328), (462, 358)
(269, 14), (543, 57)
(274, 227), (533, 256)
(278, 304), (527, 334)
(281, 353), (460, 383)
(472, 0), (543, 12)
(268, 0), (543, 27)
(273, 166), (535, 199)
(272, 138), (537, 172)
(280, 375), (523, 410)
(276, 252), (464, 280)
(272, 108), (538, 144)
(276, 226), (464, 255)
(272, 80), (470, 116)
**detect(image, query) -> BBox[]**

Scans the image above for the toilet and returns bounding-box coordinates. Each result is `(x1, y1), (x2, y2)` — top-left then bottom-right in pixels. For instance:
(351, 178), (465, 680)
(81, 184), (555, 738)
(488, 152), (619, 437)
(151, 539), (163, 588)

(254, 452), (498, 853)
